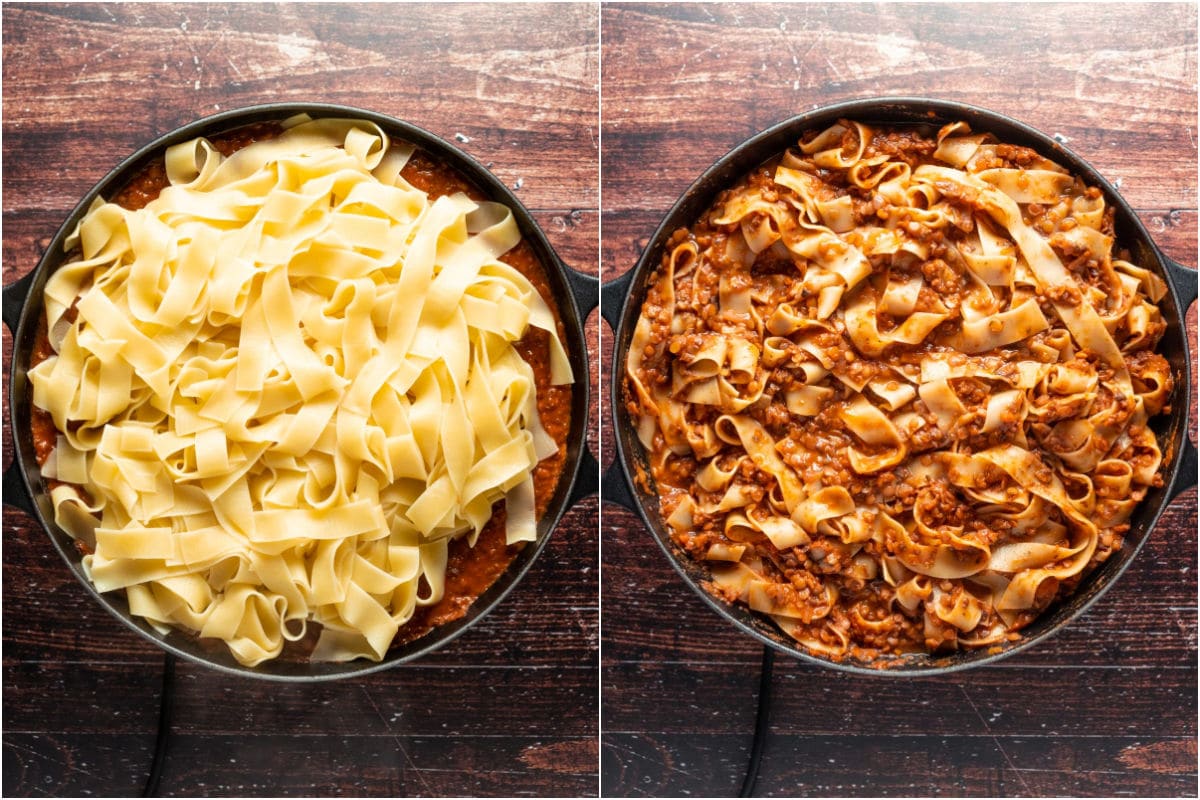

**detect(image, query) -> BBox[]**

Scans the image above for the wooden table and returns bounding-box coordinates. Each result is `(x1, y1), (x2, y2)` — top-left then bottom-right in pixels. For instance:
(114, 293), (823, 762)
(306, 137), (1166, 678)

(600, 3), (1197, 797)
(2, 4), (599, 796)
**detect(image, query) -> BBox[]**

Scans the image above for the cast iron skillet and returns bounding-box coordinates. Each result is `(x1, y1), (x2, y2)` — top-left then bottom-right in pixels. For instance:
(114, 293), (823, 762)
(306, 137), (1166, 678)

(601, 96), (1197, 676)
(2, 102), (598, 682)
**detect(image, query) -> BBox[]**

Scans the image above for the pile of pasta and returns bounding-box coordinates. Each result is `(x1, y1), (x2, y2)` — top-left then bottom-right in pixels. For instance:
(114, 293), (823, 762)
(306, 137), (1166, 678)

(31, 116), (571, 666)
(626, 120), (1172, 661)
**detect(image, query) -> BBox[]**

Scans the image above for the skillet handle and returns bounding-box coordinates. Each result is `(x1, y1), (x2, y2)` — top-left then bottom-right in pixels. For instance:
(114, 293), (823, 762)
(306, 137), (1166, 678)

(3, 269), (36, 332)
(1168, 436), (1197, 501)
(567, 447), (599, 506)
(601, 458), (638, 511)
(1163, 256), (1197, 304)
(3, 270), (39, 516)
(1161, 257), (1197, 500)
(564, 266), (598, 317)
(600, 269), (634, 332)
(3, 459), (37, 516)
(559, 265), (598, 506)
(599, 269), (639, 510)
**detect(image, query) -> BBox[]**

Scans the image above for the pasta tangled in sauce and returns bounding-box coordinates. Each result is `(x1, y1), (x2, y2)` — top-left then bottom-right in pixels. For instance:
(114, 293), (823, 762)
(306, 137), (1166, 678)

(31, 116), (572, 666)
(625, 120), (1173, 663)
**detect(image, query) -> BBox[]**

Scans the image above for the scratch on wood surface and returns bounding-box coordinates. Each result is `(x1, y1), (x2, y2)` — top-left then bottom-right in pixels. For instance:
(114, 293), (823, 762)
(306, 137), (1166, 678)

(956, 685), (1035, 795)
(5, 738), (77, 771)
(356, 685), (435, 796)
(1168, 605), (1199, 648)
(774, 20), (813, 92)
(72, 41), (122, 84)
(604, 739), (695, 779)
(224, 52), (246, 82)
(821, 50), (848, 84)
(673, 42), (721, 84)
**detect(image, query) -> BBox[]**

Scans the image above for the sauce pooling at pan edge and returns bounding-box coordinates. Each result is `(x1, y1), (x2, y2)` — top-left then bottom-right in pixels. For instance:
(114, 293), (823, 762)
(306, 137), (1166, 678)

(29, 116), (573, 666)
(625, 119), (1172, 664)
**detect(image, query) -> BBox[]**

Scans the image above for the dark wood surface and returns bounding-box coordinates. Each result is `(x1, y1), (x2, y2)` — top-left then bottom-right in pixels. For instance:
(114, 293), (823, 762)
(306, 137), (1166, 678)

(600, 3), (1198, 797)
(2, 4), (599, 797)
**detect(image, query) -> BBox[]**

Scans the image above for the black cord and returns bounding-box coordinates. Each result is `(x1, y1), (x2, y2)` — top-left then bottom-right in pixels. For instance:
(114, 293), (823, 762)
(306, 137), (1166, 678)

(739, 645), (775, 798)
(143, 652), (176, 797)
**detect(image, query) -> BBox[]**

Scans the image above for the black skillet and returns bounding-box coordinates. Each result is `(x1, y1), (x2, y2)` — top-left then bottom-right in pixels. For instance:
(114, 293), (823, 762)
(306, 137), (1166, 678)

(601, 96), (1197, 676)
(2, 103), (598, 682)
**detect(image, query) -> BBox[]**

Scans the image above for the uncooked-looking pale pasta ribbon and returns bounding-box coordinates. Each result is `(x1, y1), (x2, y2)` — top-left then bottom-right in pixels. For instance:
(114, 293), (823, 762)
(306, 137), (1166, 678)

(627, 119), (1172, 660)
(31, 116), (572, 666)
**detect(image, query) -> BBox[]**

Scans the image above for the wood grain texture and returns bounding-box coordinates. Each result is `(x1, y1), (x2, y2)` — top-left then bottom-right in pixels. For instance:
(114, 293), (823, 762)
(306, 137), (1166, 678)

(4, 734), (158, 798)
(2, 3), (599, 797)
(600, 3), (1198, 798)
(601, 3), (1196, 212)
(606, 733), (1198, 798)
(154, 734), (598, 798)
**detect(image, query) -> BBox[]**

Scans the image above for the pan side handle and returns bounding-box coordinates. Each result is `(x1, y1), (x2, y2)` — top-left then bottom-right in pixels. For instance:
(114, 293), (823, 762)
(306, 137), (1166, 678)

(560, 265), (598, 507)
(1162, 257), (1197, 499)
(566, 447), (599, 506)
(1163, 256), (1197, 305)
(1168, 436), (1197, 501)
(600, 268), (641, 511)
(3, 460), (37, 515)
(600, 269), (634, 332)
(3, 270), (36, 332)
(4, 270), (39, 515)
(600, 269), (640, 511)
(563, 266), (598, 318)
(601, 458), (638, 511)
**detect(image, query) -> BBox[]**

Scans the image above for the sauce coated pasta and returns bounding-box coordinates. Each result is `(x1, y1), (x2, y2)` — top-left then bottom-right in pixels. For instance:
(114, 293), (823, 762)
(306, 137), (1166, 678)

(625, 120), (1172, 663)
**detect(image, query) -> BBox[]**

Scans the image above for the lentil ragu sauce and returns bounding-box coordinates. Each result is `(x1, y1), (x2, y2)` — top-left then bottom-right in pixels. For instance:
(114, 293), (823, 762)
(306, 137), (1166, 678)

(28, 122), (573, 654)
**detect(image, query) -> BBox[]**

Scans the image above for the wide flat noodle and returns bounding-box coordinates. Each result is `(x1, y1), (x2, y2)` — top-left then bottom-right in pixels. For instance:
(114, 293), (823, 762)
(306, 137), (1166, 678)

(31, 118), (572, 666)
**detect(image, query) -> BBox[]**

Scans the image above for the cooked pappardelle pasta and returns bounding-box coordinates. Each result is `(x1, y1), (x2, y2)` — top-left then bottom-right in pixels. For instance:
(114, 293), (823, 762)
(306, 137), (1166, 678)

(30, 116), (573, 666)
(625, 120), (1173, 663)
